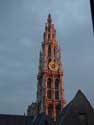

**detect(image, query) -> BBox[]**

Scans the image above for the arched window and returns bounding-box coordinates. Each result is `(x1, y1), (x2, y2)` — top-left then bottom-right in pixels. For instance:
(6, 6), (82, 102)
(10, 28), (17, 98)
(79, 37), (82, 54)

(55, 79), (59, 100)
(47, 78), (52, 99)
(48, 45), (51, 58)
(48, 33), (50, 40)
(47, 90), (51, 99)
(48, 104), (53, 119)
(55, 90), (59, 99)
(47, 78), (51, 89)
(55, 79), (59, 89)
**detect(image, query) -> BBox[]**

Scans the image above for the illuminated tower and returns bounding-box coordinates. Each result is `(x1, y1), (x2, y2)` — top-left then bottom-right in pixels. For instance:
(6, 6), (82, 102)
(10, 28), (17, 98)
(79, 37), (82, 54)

(37, 14), (66, 121)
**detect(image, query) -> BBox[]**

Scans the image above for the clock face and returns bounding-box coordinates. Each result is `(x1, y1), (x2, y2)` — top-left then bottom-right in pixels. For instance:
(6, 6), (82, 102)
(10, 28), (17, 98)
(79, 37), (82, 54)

(49, 60), (58, 71)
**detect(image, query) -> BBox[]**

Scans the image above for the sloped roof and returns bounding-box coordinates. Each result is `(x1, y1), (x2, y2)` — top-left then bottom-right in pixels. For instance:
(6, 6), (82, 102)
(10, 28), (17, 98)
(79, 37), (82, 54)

(33, 112), (54, 125)
(71, 89), (93, 113)
(56, 90), (94, 125)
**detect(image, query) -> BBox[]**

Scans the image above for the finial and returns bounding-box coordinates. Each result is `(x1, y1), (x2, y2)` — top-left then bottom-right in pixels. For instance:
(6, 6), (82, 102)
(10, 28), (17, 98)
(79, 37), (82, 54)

(48, 13), (51, 18)
(47, 13), (52, 24)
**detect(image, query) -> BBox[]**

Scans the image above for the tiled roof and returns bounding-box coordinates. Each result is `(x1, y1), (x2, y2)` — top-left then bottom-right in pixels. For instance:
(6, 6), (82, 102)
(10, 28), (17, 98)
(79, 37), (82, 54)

(56, 90), (94, 125)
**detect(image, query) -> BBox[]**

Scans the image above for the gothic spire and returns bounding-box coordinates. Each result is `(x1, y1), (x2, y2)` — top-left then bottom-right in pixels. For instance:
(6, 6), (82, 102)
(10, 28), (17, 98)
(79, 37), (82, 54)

(47, 13), (52, 24)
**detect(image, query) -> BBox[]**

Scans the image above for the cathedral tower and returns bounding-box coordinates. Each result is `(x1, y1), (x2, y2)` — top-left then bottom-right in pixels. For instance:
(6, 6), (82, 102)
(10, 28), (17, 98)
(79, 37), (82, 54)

(37, 14), (66, 121)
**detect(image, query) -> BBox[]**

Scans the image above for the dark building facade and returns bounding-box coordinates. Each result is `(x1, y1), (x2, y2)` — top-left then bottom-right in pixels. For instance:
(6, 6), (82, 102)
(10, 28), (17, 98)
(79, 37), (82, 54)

(0, 14), (94, 125)
(0, 114), (33, 125)
(90, 0), (94, 31)
(56, 90), (94, 125)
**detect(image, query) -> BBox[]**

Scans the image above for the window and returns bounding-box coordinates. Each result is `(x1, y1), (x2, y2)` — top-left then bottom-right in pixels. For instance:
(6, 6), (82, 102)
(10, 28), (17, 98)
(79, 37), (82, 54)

(55, 79), (59, 99)
(48, 104), (53, 119)
(47, 78), (51, 89)
(48, 45), (51, 58)
(55, 90), (59, 99)
(55, 79), (59, 89)
(47, 90), (51, 99)
(48, 34), (50, 40)
(47, 78), (52, 99)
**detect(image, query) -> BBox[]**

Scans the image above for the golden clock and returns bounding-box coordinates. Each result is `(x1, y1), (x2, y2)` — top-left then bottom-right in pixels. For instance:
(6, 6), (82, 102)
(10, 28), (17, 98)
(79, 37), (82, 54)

(49, 60), (58, 71)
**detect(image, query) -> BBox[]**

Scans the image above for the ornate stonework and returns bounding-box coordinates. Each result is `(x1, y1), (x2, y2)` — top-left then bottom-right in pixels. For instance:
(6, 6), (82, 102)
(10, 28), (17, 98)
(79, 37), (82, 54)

(37, 14), (66, 121)
(27, 14), (66, 121)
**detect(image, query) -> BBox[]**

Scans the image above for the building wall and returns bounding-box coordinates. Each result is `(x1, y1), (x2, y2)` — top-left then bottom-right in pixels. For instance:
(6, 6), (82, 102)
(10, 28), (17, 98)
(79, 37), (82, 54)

(90, 0), (94, 31)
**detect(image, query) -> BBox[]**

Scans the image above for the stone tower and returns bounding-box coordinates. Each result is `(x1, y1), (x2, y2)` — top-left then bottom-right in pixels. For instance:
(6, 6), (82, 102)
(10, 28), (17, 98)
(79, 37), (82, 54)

(36, 14), (66, 121)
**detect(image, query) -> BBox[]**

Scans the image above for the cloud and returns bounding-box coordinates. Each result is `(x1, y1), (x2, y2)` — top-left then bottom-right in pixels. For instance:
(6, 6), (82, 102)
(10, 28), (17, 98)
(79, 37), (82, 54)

(0, 0), (93, 114)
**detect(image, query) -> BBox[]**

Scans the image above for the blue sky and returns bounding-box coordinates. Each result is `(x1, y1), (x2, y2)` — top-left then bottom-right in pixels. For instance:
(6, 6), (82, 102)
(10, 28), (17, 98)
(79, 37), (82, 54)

(0, 0), (93, 114)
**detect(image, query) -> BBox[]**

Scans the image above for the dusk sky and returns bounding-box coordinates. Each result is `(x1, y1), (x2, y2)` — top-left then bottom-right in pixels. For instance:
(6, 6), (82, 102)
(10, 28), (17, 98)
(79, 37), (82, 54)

(0, 0), (94, 115)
